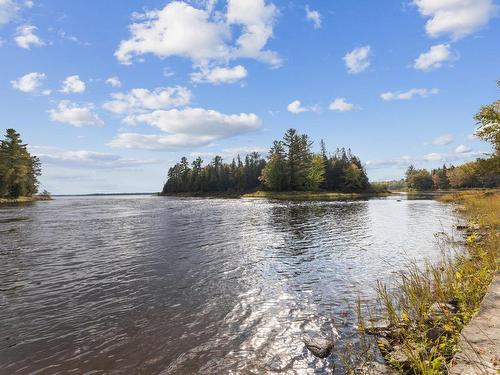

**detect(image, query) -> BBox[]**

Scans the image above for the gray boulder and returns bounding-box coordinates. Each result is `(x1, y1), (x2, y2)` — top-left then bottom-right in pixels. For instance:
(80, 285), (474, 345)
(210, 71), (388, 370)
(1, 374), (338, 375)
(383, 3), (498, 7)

(303, 332), (334, 359)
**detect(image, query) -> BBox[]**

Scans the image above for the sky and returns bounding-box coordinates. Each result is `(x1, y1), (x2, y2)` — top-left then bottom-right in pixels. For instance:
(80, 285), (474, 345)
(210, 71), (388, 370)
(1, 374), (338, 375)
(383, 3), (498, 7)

(1, 0), (499, 194)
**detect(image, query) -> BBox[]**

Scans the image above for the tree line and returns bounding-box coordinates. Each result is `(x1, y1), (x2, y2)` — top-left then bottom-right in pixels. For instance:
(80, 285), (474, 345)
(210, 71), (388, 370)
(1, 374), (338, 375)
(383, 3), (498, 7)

(0, 129), (41, 198)
(162, 128), (370, 194)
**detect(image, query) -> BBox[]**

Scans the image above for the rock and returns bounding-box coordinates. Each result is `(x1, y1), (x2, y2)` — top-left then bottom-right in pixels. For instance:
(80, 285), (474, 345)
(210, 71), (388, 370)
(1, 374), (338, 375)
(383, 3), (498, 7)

(303, 332), (334, 359)
(388, 346), (410, 366)
(426, 326), (446, 341)
(364, 320), (391, 335)
(356, 361), (396, 374)
(456, 224), (469, 230)
(428, 302), (457, 321)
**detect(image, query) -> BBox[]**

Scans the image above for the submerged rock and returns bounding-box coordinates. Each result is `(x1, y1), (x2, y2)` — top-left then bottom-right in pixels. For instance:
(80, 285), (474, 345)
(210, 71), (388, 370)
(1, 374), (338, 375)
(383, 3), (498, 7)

(303, 332), (334, 359)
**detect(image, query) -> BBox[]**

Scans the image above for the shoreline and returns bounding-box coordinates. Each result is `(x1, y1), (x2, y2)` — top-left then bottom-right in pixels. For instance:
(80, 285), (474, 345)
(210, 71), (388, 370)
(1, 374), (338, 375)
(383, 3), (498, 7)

(361, 190), (499, 374)
(160, 190), (392, 201)
(0, 195), (52, 205)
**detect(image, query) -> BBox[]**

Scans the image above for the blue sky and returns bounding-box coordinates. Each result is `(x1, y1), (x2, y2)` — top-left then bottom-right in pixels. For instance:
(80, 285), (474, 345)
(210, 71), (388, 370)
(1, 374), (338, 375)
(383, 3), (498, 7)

(1, 0), (499, 194)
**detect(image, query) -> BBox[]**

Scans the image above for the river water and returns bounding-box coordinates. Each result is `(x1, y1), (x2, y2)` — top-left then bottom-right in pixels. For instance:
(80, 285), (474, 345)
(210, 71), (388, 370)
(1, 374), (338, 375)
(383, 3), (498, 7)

(0, 195), (459, 374)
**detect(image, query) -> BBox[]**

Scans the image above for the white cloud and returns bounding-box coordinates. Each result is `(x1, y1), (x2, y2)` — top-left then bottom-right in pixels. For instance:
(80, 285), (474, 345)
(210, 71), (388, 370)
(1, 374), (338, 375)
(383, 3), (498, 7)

(423, 152), (445, 161)
(103, 86), (191, 115)
(48, 100), (104, 127)
(110, 107), (261, 150)
(380, 88), (439, 101)
(343, 46), (371, 74)
(0, 0), (20, 26)
(31, 146), (159, 169)
(287, 99), (319, 114)
(11, 71), (45, 93)
(105, 76), (122, 88)
(15, 24), (44, 49)
(305, 5), (321, 29)
(115, 0), (281, 67)
(432, 134), (453, 145)
(414, 44), (455, 71)
(60, 75), (86, 93)
(329, 97), (355, 112)
(413, 0), (498, 40)
(191, 65), (247, 84)
(455, 144), (472, 153)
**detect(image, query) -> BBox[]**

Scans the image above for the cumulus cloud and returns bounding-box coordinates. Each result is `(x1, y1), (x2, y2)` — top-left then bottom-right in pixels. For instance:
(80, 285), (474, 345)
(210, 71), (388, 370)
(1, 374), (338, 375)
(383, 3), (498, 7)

(105, 76), (122, 88)
(455, 144), (472, 153)
(48, 100), (104, 127)
(15, 24), (44, 49)
(11, 72), (46, 93)
(412, 0), (498, 40)
(190, 65), (247, 84)
(60, 75), (86, 93)
(329, 98), (355, 112)
(286, 100), (319, 114)
(109, 107), (261, 150)
(380, 88), (439, 101)
(305, 5), (321, 29)
(115, 0), (281, 67)
(103, 86), (191, 115)
(432, 134), (453, 145)
(414, 44), (455, 71)
(287, 100), (307, 114)
(343, 46), (371, 74)
(31, 146), (159, 169)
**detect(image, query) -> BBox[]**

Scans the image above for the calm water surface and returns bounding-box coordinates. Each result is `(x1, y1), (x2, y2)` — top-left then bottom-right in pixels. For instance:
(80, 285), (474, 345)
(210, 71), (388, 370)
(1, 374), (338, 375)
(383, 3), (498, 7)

(0, 195), (459, 374)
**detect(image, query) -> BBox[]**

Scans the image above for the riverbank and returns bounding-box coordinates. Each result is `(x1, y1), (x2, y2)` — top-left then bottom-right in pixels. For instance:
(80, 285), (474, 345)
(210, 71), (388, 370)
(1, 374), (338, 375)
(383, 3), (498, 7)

(242, 190), (391, 201)
(0, 195), (51, 205)
(361, 190), (499, 374)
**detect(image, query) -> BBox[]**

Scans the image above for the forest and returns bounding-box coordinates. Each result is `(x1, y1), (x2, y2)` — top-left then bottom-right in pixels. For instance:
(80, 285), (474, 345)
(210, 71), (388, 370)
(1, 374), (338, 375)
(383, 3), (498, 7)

(162, 128), (370, 194)
(0, 128), (41, 198)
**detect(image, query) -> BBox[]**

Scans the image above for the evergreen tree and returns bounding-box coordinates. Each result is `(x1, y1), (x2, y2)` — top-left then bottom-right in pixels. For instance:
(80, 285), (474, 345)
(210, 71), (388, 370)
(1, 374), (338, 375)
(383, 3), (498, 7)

(0, 129), (41, 198)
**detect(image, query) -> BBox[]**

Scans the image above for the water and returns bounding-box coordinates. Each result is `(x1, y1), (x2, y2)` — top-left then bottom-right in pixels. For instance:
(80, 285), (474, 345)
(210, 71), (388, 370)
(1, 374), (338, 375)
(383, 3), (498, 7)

(0, 195), (459, 374)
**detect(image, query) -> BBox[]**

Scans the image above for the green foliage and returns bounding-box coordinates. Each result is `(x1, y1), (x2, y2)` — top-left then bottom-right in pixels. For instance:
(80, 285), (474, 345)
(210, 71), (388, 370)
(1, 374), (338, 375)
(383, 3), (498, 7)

(405, 165), (433, 191)
(474, 80), (500, 156)
(163, 152), (265, 194)
(305, 154), (326, 191)
(0, 128), (41, 198)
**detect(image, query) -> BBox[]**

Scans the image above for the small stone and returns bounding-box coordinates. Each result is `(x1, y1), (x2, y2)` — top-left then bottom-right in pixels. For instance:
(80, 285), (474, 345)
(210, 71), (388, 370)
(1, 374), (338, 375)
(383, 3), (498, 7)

(364, 320), (391, 335)
(303, 332), (334, 359)
(389, 346), (410, 366)
(426, 326), (446, 341)
(428, 302), (457, 321)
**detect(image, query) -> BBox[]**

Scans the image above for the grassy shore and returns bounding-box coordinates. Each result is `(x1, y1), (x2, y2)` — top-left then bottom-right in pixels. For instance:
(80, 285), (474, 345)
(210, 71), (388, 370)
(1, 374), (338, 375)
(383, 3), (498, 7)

(359, 190), (499, 374)
(0, 195), (52, 205)
(160, 190), (392, 201)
